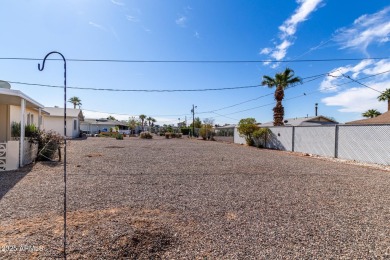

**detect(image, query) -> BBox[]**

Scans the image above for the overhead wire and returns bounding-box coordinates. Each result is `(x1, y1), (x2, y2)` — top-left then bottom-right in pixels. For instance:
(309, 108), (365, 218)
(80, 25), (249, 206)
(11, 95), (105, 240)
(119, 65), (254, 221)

(0, 57), (389, 63)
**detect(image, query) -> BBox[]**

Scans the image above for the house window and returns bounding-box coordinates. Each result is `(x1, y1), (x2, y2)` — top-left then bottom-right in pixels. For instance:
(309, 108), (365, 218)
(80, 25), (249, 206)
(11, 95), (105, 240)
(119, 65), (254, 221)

(27, 113), (30, 125)
(73, 120), (77, 130)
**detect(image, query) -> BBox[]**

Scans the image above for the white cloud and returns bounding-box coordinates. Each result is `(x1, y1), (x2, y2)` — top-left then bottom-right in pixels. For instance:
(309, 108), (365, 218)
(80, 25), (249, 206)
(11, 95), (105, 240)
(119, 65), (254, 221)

(88, 22), (107, 31)
(194, 31), (200, 38)
(319, 60), (375, 92)
(321, 82), (388, 113)
(320, 59), (390, 113)
(260, 0), (323, 62)
(279, 0), (323, 39)
(111, 0), (124, 6)
(126, 15), (138, 22)
(175, 16), (187, 27)
(260, 48), (272, 55)
(334, 6), (390, 53)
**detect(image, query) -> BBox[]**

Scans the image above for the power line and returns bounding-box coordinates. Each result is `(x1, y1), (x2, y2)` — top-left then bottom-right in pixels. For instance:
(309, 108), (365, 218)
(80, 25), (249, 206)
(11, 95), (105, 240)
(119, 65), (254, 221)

(7, 81), (260, 92)
(0, 57), (389, 63)
(340, 74), (386, 94)
(6, 72), (327, 93)
(197, 73), (326, 114)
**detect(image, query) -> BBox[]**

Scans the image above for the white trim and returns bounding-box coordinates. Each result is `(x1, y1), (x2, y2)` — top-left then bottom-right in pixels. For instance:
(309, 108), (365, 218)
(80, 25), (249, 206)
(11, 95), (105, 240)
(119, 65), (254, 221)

(20, 98), (26, 167)
(0, 88), (44, 108)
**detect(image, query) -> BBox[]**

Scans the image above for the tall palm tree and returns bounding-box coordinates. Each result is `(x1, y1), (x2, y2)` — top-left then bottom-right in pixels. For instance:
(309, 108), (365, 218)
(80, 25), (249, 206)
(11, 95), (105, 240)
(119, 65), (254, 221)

(139, 114), (147, 131)
(68, 96), (82, 109)
(151, 118), (156, 126)
(378, 88), (390, 111)
(362, 109), (382, 118)
(261, 68), (302, 126)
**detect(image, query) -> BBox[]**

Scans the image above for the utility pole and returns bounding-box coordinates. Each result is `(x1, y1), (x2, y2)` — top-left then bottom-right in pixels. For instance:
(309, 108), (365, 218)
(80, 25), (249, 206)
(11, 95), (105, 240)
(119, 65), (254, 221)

(191, 104), (197, 137)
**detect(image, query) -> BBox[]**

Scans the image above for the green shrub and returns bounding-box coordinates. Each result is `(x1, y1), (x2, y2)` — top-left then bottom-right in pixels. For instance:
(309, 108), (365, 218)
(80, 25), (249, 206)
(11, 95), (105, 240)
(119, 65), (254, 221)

(180, 128), (190, 135)
(253, 128), (271, 148)
(116, 133), (124, 140)
(140, 131), (153, 139)
(11, 122), (39, 138)
(237, 118), (259, 146)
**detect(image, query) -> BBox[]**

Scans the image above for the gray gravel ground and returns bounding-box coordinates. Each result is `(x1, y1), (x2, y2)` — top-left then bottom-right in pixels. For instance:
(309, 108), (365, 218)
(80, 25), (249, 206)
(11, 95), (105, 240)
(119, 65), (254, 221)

(1, 136), (390, 259)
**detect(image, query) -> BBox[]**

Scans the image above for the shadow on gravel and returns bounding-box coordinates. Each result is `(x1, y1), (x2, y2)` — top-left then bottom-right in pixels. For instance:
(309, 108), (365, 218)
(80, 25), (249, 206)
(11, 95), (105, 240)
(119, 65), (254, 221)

(0, 164), (33, 200)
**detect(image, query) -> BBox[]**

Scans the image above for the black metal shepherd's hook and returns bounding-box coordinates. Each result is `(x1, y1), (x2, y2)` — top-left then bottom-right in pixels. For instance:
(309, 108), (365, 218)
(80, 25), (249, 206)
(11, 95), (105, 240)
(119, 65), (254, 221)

(38, 51), (67, 259)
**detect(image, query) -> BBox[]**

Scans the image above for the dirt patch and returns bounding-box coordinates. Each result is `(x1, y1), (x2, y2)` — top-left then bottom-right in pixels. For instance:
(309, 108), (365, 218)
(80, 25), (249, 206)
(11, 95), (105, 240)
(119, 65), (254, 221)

(0, 207), (178, 259)
(105, 146), (125, 149)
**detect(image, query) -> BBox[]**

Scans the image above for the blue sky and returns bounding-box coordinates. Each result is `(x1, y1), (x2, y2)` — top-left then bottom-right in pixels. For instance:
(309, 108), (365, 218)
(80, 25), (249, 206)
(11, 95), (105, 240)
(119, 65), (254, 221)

(1, 0), (390, 125)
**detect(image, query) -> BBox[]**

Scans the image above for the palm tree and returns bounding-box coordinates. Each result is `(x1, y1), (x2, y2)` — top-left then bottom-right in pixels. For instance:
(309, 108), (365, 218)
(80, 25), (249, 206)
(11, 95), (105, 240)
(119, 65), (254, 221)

(151, 118), (156, 126)
(378, 88), (390, 111)
(139, 114), (147, 131)
(68, 96), (82, 109)
(146, 116), (154, 126)
(261, 68), (302, 126)
(362, 109), (382, 118)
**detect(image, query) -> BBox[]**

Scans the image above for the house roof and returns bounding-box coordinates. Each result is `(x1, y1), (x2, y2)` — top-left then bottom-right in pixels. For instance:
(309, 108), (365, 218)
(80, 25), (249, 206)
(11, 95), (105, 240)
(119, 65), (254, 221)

(345, 111), (390, 124)
(262, 115), (338, 127)
(82, 118), (128, 127)
(0, 87), (45, 109)
(214, 124), (236, 130)
(44, 107), (83, 118)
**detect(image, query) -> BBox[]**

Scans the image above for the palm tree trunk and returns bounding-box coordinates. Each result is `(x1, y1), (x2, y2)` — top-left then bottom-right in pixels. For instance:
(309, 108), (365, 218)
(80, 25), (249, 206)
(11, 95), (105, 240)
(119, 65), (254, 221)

(273, 102), (284, 126)
(273, 86), (285, 126)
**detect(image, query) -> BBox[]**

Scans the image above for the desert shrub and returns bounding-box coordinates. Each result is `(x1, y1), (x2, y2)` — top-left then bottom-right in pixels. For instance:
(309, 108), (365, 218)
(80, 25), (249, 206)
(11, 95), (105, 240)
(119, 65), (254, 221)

(140, 131), (153, 139)
(35, 130), (64, 161)
(116, 133), (124, 140)
(199, 125), (214, 140)
(171, 133), (177, 138)
(253, 128), (271, 148)
(176, 133), (183, 138)
(237, 118), (259, 146)
(180, 128), (190, 135)
(165, 132), (171, 139)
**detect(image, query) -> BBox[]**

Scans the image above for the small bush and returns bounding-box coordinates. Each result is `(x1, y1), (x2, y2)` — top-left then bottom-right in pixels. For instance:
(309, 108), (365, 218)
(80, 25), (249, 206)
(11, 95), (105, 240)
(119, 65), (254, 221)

(180, 128), (190, 135)
(116, 133), (124, 140)
(36, 130), (64, 161)
(176, 133), (183, 138)
(165, 132), (171, 139)
(140, 131), (153, 139)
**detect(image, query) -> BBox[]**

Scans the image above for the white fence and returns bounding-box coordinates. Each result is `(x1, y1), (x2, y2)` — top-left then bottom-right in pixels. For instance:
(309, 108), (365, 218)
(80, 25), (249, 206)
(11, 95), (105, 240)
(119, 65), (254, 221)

(234, 125), (390, 165)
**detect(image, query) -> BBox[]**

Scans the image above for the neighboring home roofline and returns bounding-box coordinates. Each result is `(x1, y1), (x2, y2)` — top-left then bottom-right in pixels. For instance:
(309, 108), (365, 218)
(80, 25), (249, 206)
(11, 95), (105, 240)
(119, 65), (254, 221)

(44, 107), (84, 119)
(345, 110), (390, 125)
(262, 115), (338, 127)
(82, 118), (128, 127)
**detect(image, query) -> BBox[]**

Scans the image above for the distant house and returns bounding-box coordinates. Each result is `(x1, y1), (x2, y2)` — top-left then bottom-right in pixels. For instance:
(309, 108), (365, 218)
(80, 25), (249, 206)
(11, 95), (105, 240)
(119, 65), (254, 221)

(43, 107), (84, 138)
(0, 82), (46, 170)
(346, 111), (390, 125)
(261, 115), (338, 127)
(80, 118), (128, 134)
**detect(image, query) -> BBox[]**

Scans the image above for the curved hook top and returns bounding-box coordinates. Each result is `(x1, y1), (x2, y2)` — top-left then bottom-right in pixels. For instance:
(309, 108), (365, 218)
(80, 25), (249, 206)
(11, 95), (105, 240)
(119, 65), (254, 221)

(38, 51), (66, 71)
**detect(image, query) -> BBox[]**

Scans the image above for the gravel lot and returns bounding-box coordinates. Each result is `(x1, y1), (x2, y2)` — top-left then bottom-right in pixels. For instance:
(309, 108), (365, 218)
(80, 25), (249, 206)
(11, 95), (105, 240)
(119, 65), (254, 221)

(1, 136), (390, 259)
